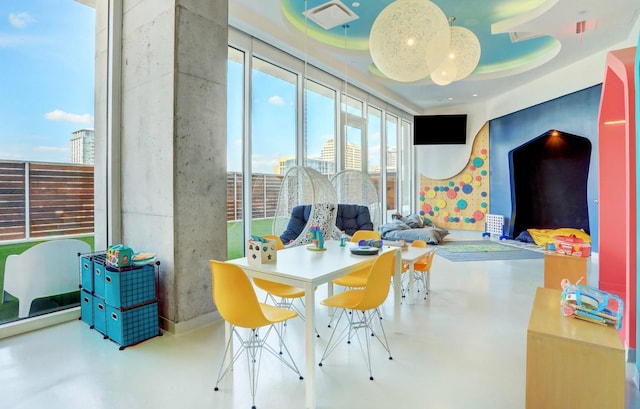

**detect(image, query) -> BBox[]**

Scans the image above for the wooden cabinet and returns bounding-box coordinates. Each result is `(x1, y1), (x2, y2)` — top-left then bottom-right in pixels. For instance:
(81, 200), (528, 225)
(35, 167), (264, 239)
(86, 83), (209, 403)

(543, 252), (588, 289)
(526, 287), (625, 409)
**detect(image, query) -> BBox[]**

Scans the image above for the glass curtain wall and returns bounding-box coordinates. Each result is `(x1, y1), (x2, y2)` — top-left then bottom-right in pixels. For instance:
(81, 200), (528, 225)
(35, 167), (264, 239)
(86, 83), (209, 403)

(0, 1), (96, 325)
(304, 79), (336, 174)
(400, 120), (413, 215)
(250, 57), (296, 238)
(227, 47), (244, 259)
(341, 95), (365, 171)
(225, 38), (413, 258)
(367, 106), (383, 220)
(385, 114), (399, 217)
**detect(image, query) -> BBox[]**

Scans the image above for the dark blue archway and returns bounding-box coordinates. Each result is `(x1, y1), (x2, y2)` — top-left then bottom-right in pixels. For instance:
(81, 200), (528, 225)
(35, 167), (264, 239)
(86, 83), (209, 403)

(508, 129), (592, 238)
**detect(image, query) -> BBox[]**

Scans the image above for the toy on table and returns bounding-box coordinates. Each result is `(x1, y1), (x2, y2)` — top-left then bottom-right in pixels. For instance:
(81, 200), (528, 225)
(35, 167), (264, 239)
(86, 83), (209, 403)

(560, 278), (623, 330)
(308, 225), (326, 251)
(358, 239), (382, 248)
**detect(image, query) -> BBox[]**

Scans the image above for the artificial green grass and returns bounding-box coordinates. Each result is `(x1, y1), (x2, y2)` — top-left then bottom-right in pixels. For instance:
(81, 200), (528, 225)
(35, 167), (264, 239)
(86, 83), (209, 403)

(226, 218), (274, 260)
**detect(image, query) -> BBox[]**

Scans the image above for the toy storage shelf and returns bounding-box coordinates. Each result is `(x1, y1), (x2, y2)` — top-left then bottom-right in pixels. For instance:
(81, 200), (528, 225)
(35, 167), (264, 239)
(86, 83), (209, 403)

(543, 252), (588, 290)
(79, 252), (161, 350)
(526, 287), (624, 409)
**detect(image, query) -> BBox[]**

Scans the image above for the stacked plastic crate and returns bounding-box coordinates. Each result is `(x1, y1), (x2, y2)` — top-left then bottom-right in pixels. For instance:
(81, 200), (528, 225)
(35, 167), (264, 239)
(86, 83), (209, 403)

(79, 252), (161, 349)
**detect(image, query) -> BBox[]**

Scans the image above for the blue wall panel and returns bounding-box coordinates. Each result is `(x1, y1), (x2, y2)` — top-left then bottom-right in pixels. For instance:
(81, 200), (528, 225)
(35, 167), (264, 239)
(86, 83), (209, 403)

(489, 84), (601, 252)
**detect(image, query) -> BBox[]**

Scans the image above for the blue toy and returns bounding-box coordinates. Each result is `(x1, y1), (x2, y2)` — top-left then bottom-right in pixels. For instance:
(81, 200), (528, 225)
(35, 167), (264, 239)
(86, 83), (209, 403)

(561, 279), (624, 330)
(309, 225), (324, 249)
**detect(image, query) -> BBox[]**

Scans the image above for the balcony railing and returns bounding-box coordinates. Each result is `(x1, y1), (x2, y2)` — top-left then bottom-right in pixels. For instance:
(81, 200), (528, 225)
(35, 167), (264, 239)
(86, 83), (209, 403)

(0, 161), (394, 243)
(0, 161), (94, 241)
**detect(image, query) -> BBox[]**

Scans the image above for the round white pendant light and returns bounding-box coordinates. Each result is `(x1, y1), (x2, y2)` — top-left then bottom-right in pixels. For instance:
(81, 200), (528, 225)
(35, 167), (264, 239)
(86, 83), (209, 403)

(369, 0), (451, 82)
(431, 25), (481, 85)
(431, 56), (457, 85)
(450, 26), (481, 80)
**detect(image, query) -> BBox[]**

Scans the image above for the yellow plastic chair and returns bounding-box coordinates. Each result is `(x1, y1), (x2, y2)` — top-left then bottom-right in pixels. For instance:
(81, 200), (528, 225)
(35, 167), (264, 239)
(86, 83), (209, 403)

(252, 235), (317, 334)
(209, 260), (303, 409)
(331, 230), (382, 289)
(401, 240), (433, 299)
(404, 242), (436, 299)
(253, 235), (306, 314)
(318, 250), (395, 380)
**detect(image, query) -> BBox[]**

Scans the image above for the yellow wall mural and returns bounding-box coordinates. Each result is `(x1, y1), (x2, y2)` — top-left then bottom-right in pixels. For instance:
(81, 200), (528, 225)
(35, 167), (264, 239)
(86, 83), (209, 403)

(419, 122), (489, 232)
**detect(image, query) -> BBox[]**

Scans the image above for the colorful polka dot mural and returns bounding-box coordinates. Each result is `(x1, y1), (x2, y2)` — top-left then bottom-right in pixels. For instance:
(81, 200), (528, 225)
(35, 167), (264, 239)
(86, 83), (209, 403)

(419, 123), (490, 231)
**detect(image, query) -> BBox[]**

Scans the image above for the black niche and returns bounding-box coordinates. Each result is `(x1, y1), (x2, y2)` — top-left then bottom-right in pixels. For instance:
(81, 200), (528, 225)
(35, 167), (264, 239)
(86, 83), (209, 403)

(508, 130), (591, 238)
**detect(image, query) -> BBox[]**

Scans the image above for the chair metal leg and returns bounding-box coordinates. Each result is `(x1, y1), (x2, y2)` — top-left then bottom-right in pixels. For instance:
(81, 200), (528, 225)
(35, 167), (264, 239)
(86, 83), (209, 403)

(318, 307), (392, 380)
(265, 293), (320, 338)
(214, 324), (303, 409)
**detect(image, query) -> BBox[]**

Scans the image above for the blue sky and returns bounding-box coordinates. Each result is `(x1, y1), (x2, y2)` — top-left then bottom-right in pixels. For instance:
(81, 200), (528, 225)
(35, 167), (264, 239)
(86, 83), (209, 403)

(228, 58), (338, 174)
(0, 0), (95, 163)
(1, 2), (372, 174)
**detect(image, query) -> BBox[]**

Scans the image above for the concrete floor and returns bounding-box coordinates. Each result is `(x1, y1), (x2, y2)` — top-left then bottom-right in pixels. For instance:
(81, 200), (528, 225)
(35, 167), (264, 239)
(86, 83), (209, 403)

(2, 230), (639, 409)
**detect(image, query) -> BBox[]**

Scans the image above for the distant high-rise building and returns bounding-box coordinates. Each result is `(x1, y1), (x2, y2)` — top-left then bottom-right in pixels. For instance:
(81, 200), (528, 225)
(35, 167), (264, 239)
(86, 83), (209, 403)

(321, 139), (361, 171)
(386, 146), (397, 169)
(70, 129), (95, 164)
(276, 157), (334, 175)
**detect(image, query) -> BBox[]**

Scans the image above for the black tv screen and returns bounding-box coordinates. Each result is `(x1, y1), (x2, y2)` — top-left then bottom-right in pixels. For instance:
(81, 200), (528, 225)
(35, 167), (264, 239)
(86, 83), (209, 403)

(413, 114), (467, 145)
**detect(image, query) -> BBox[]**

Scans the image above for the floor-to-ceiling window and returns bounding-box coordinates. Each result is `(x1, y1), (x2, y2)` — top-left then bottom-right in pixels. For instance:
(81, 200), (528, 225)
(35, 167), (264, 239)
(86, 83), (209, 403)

(226, 47), (244, 259)
(400, 119), (412, 215)
(385, 114), (399, 217)
(250, 57), (296, 237)
(225, 30), (414, 257)
(341, 95), (365, 171)
(304, 79), (336, 174)
(367, 106), (383, 221)
(0, 0), (95, 325)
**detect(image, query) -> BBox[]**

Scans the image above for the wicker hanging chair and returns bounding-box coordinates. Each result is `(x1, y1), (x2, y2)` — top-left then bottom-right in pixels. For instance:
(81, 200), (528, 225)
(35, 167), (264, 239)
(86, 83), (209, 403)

(330, 169), (382, 232)
(272, 166), (338, 247)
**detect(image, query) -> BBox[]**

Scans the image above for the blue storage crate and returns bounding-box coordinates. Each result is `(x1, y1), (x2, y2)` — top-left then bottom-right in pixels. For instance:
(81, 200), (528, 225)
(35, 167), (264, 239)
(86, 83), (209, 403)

(106, 301), (159, 348)
(93, 296), (107, 335)
(80, 256), (94, 292)
(94, 261), (107, 299)
(80, 290), (93, 326)
(104, 264), (156, 308)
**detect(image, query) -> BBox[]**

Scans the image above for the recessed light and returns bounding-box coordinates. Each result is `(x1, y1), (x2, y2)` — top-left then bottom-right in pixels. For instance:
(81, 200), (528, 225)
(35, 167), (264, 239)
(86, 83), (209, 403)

(352, 2), (360, 7)
(448, 97), (454, 101)
(472, 93), (478, 97)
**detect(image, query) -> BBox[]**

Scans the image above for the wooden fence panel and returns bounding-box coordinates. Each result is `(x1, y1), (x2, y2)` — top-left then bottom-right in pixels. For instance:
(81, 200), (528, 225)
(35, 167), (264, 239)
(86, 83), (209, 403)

(0, 160), (293, 241)
(29, 163), (94, 238)
(0, 162), (26, 240)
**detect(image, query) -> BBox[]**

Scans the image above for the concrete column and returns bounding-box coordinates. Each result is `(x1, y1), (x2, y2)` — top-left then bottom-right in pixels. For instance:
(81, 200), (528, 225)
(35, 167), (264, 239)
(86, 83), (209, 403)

(98, 0), (228, 332)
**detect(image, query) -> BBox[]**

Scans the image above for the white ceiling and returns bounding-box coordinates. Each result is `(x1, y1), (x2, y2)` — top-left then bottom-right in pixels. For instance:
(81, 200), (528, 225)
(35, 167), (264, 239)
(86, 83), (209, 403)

(229, 0), (640, 114)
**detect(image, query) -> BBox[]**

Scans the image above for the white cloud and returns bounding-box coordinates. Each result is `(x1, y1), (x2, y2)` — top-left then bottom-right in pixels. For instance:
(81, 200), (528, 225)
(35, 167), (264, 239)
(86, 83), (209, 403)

(268, 95), (285, 106)
(9, 12), (35, 29)
(44, 109), (93, 124)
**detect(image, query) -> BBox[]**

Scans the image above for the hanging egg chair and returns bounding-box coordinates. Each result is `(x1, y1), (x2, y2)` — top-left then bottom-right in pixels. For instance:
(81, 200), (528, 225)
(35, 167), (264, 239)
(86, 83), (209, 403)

(272, 166), (338, 247)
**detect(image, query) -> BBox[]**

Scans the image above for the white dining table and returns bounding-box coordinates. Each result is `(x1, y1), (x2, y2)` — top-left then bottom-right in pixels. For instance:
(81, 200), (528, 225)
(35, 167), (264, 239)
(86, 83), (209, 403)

(226, 240), (402, 409)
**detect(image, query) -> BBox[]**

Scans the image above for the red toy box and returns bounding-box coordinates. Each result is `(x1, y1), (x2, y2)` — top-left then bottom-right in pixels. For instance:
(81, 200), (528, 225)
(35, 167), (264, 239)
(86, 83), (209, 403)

(553, 235), (591, 258)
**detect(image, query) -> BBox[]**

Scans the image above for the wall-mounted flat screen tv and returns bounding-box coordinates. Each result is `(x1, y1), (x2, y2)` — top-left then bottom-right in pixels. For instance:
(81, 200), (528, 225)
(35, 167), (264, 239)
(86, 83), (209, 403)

(413, 114), (467, 145)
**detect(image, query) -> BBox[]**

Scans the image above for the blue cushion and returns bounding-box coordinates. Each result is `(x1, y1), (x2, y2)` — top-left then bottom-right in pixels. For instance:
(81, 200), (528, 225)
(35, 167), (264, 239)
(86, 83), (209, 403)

(336, 204), (373, 235)
(280, 203), (374, 243)
(280, 205), (312, 244)
(515, 230), (535, 243)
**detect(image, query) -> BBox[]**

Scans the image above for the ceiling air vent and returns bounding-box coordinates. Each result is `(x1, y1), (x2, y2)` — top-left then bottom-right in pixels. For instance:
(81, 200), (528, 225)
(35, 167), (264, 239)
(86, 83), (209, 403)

(303, 0), (359, 30)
